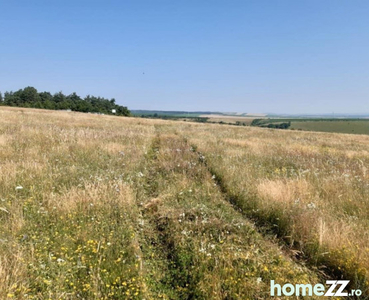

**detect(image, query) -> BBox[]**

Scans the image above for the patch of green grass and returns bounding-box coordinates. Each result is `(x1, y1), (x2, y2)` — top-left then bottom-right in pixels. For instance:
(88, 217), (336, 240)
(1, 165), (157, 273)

(290, 120), (369, 134)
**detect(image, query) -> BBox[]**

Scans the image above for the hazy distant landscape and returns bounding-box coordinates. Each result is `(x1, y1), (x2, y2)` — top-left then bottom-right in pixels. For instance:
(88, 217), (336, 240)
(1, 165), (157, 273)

(132, 110), (369, 135)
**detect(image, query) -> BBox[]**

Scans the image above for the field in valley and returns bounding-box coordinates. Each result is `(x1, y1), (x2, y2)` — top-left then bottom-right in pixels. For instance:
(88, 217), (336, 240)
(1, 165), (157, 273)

(199, 115), (260, 125)
(289, 120), (369, 135)
(249, 118), (369, 135)
(1, 106), (369, 299)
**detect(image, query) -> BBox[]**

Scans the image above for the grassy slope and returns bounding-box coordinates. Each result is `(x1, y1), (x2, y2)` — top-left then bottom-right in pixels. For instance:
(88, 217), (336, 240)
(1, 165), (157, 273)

(1, 107), (368, 299)
(182, 123), (369, 296)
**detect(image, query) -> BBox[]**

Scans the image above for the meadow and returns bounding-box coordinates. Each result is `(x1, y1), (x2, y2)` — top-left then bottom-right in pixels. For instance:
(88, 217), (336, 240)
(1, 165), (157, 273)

(1, 106), (368, 299)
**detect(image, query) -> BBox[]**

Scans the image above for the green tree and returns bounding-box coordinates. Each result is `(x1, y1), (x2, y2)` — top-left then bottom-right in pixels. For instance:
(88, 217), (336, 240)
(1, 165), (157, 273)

(66, 92), (82, 110)
(4, 91), (22, 106)
(21, 86), (40, 105)
(39, 91), (53, 103)
(43, 100), (56, 110)
(53, 91), (66, 103)
(1, 86), (130, 116)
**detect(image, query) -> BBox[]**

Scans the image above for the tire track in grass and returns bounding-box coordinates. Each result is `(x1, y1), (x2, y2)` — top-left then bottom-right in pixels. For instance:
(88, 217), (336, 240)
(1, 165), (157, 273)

(136, 133), (222, 299)
(136, 134), (221, 299)
(133, 135), (190, 299)
(191, 145), (363, 299)
(136, 133), (327, 299)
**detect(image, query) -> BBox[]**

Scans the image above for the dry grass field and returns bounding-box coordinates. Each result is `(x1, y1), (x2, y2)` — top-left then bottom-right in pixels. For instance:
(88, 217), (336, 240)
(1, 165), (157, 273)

(1, 106), (368, 299)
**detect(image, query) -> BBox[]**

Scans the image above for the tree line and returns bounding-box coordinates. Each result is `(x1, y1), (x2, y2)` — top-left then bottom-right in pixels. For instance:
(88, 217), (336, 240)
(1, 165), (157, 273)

(251, 118), (291, 129)
(0, 86), (130, 116)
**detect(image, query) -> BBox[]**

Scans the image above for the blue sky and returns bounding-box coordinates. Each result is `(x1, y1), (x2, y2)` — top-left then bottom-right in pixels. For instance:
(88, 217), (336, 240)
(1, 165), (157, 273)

(1, 0), (369, 114)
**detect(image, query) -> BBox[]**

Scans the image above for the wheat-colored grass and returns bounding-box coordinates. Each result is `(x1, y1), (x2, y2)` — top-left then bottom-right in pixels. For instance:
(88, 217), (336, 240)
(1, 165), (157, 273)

(1, 106), (367, 298)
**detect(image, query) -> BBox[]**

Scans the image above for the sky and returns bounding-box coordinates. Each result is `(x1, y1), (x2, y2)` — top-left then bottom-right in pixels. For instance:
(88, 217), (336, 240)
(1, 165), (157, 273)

(1, 0), (369, 114)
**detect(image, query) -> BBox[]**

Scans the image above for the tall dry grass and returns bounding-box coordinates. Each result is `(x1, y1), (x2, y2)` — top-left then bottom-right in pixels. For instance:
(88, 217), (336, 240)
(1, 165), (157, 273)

(0, 107), (158, 298)
(182, 122), (369, 294)
(1, 106), (367, 298)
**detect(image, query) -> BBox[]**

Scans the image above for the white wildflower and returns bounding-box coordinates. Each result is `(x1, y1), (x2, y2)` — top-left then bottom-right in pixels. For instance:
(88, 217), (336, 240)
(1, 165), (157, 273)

(307, 202), (316, 209)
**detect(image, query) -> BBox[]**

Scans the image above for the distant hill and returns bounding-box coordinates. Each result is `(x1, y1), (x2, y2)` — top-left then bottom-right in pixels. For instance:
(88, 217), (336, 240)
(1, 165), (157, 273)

(132, 110), (369, 119)
(131, 110), (222, 117)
